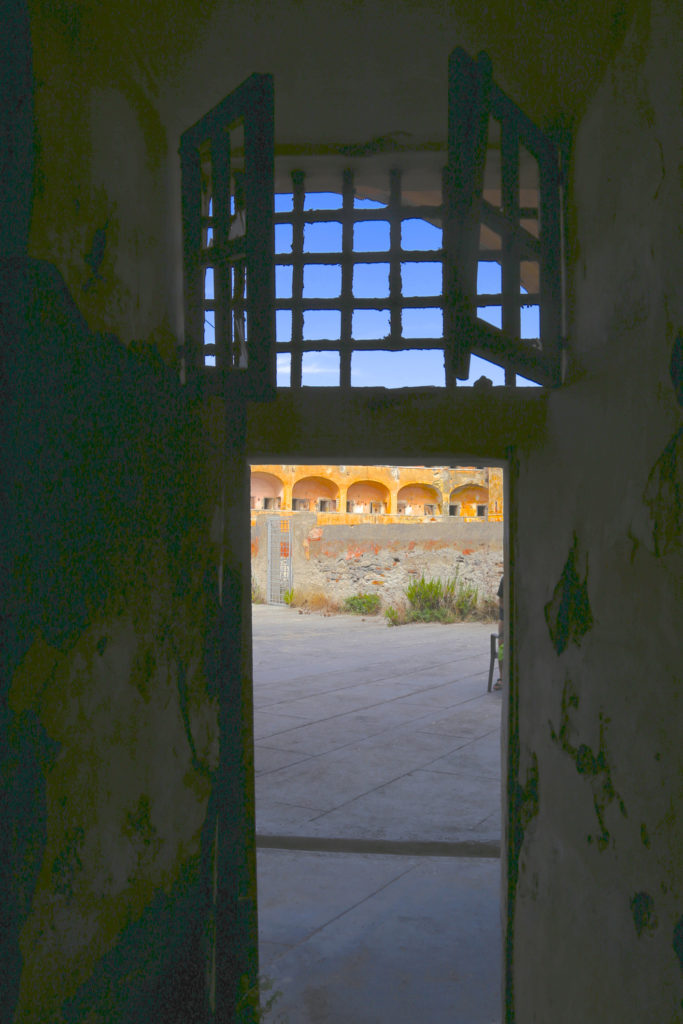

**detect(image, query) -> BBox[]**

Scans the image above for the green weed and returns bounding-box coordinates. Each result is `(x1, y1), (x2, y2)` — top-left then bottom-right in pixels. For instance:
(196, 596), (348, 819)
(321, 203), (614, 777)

(236, 973), (287, 1022)
(343, 592), (381, 615)
(385, 573), (484, 625)
(384, 605), (404, 627)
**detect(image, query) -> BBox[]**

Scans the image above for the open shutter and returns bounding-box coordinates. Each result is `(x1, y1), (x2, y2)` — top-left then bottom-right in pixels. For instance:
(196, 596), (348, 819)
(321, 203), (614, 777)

(443, 49), (492, 385)
(180, 73), (275, 399)
(446, 48), (563, 386)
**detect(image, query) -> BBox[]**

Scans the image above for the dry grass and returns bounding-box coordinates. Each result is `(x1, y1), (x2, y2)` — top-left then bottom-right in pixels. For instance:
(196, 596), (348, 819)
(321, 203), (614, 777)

(471, 597), (499, 623)
(288, 587), (341, 615)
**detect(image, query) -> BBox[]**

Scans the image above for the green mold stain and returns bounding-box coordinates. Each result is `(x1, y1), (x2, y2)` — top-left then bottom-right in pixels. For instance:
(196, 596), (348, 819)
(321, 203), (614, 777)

(544, 532), (594, 654)
(550, 680), (627, 851)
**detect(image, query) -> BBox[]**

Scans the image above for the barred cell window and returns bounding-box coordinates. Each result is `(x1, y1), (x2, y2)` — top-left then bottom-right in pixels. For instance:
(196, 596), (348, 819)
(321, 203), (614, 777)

(273, 167), (450, 389)
(181, 52), (563, 396)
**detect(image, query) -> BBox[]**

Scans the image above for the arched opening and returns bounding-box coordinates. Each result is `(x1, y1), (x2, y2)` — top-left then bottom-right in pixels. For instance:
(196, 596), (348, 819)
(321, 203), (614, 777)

(292, 475), (340, 512)
(449, 483), (489, 518)
(346, 479), (390, 514)
(397, 482), (441, 516)
(251, 471), (284, 511)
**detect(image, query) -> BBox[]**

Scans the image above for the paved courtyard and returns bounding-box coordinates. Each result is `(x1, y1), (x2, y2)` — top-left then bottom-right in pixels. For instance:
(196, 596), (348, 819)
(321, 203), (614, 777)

(252, 605), (504, 1023)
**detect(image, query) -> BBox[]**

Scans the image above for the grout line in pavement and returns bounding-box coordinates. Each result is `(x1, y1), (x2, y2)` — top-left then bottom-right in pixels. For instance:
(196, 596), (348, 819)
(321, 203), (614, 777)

(253, 687), (494, 757)
(254, 710), (499, 785)
(258, 857), (424, 958)
(256, 833), (501, 858)
(300, 751), (497, 826)
(254, 656), (489, 708)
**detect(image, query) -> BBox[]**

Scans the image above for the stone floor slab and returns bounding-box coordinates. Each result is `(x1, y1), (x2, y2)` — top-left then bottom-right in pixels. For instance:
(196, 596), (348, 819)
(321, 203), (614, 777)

(258, 849), (502, 1024)
(252, 606), (504, 1022)
(304, 769), (500, 842)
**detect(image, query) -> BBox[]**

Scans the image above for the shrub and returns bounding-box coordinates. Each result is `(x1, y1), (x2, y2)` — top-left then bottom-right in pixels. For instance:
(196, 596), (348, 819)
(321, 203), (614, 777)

(283, 588), (294, 605)
(442, 575), (479, 619)
(343, 592), (381, 615)
(405, 575), (446, 613)
(386, 573), (483, 625)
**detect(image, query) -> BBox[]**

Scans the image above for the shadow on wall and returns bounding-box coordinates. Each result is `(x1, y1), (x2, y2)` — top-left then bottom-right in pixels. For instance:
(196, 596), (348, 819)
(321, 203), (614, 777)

(3, 259), (222, 1022)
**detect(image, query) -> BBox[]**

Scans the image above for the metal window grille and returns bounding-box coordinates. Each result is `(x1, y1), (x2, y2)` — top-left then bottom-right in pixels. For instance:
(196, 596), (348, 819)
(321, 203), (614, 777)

(180, 73), (275, 397)
(274, 166), (446, 388)
(445, 48), (563, 386)
(180, 52), (563, 397)
(274, 52), (561, 389)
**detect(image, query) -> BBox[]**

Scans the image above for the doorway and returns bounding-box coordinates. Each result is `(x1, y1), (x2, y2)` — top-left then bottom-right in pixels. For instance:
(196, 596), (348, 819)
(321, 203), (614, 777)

(249, 461), (507, 1022)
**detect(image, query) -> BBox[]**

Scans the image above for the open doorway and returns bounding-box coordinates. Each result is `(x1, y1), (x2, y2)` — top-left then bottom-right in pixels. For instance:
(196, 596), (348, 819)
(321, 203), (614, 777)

(249, 461), (507, 1023)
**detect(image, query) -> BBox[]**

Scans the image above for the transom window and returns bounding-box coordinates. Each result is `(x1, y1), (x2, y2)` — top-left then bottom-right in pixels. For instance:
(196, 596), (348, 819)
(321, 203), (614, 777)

(180, 51), (563, 394)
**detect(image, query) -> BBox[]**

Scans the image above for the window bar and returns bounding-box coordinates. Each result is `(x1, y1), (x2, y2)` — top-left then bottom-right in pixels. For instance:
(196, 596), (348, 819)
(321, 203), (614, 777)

(389, 169), (402, 345)
(290, 169), (305, 388)
(243, 74), (275, 393)
(212, 130), (232, 371)
(180, 144), (203, 380)
(340, 168), (354, 388)
(501, 117), (520, 386)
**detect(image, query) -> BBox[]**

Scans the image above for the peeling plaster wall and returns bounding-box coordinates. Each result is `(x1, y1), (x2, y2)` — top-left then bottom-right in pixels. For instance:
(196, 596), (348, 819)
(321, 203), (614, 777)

(10, 0), (680, 1018)
(27, 1), (214, 351)
(3, 261), (223, 1022)
(510, 5), (683, 1020)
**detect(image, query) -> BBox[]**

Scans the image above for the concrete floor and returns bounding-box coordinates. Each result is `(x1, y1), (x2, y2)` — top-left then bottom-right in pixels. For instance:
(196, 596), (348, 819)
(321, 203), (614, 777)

(252, 604), (503, 1023)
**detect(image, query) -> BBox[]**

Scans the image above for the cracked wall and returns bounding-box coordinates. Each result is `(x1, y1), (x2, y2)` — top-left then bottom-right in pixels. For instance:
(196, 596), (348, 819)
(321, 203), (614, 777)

(510, 3), (683, 1020)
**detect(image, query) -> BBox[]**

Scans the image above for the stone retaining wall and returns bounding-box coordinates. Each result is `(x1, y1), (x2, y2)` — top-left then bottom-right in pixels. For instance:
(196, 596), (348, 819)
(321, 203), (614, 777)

(251, 513), (504, 606)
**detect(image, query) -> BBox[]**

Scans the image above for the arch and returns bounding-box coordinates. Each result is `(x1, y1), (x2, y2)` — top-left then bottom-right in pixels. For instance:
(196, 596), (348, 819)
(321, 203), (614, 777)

(397, 482), (441, 516)
(292, 475), (340, 512)
(449, 483), (489, 502)
(346, 479), (390, 514)
(449, 483), (489, 517)
(250, 471), (284, 510)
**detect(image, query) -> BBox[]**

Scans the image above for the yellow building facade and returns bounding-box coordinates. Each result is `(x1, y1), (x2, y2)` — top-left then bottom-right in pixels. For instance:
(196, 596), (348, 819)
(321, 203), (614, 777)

(250, 465), (503, 524)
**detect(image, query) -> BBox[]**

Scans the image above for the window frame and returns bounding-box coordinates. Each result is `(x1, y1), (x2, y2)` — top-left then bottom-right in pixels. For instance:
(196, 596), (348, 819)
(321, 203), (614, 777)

(180, 73), (275, 398)
(179, 51), (563, 396)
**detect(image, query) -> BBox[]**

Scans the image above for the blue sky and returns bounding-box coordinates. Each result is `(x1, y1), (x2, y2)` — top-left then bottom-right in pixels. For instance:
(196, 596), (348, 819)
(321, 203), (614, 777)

(205, 191), (540, 387)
